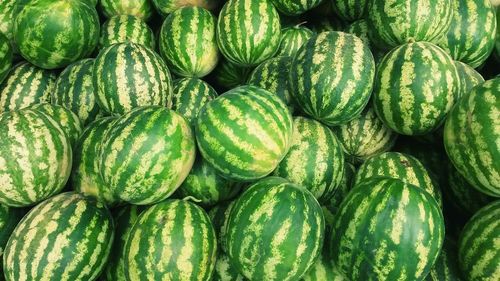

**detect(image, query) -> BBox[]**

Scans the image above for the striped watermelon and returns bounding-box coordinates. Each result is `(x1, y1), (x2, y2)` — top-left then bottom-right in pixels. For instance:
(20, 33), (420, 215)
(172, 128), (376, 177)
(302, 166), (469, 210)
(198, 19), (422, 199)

(458, 200), (500, 281)
(496, 6), (500, 60)
(99, 106), (196, 205)
(208, 200), (236, 252)
(331, 0), (367, 21)
(99, 15), (156, 50)
(0, 0), (16, 46)
(14, 0), (99, 69)
(302, 254), (345, 281)
(210, 58), (253, 91)
(330, 177), (445, 280)
(0, 205), (25, 261)
(323, 162), (356, 216)
(333, 106), (398, 164)
(444, 78), (500, 197)
(172, 77), (218, 126)
(306, 17), (346, 34)
(274, 116), (345, 203)
(366, 0), (453, 48)
(195, 85), (293, 181)
(438, 0), (497, 68)
(99, 0), (153, 20)
(345, 20), (370, 47)
(425, 237), (462, 281)
(124, 199), (217, 280)
(3, 192), (114, 281)
(270, 0), (323, 15)
(372, 41), (460, 135)
(152, 0), (222, 16)
(217, 0), (281, 67)
(225, 177), (325, 281)
(93, 42), (173, 115)
(72, 116), (120, 206)
(0, 32), (12, 84)
(0, 62), (56, 113)
(52, 58), (101, 126)
(0, 108), (72, 207)
(289, 31), (375, 126)
(455, 61), (485, 98)
(276, 25), (314, 57)
(213, 252), (245, 281)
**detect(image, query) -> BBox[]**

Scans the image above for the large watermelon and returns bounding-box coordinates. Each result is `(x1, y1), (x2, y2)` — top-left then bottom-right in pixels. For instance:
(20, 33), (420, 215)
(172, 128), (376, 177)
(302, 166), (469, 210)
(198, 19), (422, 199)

(172, 77), (218, 126)
(270, 0), (323, 16)
(0, 33), (12, 84)
(217, 0), (281, 67)
(444, 78), (500, 197)
(3, 192), (114, 281)
(14, 0), (100, 69)
(152, 0), (222, 16)
(330, 177), (445, 280)
(124, 199), (217, 280)
(195, 85), (293, 181)
(276, 25), (314, 57)
(99, 0), (153, 21)
(93, 42), (173, 115)
(99, 15), (156, 50)
(289, 31), (375, 126)
(225, 177), (325, 281)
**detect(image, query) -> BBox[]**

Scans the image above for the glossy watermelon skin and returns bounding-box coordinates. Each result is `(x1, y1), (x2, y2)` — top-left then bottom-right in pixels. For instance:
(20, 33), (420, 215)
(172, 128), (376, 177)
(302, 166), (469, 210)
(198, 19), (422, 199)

(0, 108), (72, 207)
(270, 0), (323, 15)
(93, 42), (173, 115)
(458, 200), (500, 281)
(217, 0), (281, 67)
(444, 78), (500, 197)
(372, 41), (460, 135)
(0, 33), (12, 84)
(172, 77), (218, 126)
(455, 61), (484, 98)
(276, 26), (314, 57)
(99, 106), (196, 205)
(3, 192), (114, 281)
(425, 237), (463, 281)
(124, 199), (217, 281)
(331, 0), (367, 22)
(330, 177), (445, 281)
(226, 177), (325, 281)
(152, 0), (222, 16)
(289, 31), (375, 126)
(99, 15), (156, 50)
(14, 0), (99, 69)
(0, 62), (56, 113)
(195, 85), (293, 181)
(99, 0), (153, 21)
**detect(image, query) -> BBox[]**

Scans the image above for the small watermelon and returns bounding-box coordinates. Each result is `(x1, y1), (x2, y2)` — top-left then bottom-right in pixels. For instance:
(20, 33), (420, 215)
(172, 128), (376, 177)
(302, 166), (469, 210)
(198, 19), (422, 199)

(270, 0), (323, 16)
(99, 0), (153, 21)
(99, 15), (156, 50)
(172, 77), (218, 126)
(345, 19), (371, 47)
(0, 32), (12, 84)
(455, 61), (485, 98)
(276, 25), (314, 57)
(152, 0), (222, 16)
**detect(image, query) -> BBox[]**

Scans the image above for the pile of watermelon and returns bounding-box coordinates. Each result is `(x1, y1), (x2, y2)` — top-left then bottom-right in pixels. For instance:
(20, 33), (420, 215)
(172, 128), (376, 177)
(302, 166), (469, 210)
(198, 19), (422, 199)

(0, 0), (498, 280)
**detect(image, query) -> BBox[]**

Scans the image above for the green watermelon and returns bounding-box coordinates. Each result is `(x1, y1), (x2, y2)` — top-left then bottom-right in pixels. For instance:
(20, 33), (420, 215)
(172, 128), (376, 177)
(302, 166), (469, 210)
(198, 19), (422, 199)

(331, 0), (367, 22)
(99, 106), (195, 205)
(14, 0), (99, 69)
(323, 162), (356, 216)
(372, 41), (460, 135)
(210, 58), (253, 91)
(0, 205), (25, 262)
(274, 116), (345, 203)
(0, 62), (56, 113)
(366, 0), (453, 48)
(0, 33), (12, 84)
(330, 177), (445, 280)
(152, 0), (222, 16)
(455, 61), (485, 98)
(3, 192), (114, 281)
(52, 58), (101, 126)
(213, 252), (245, 281)
(0, 108), (72, 207)
(306, 17), (346, 34)
(225, 177), (325, 281)
(72, 117), (120, 206)
(425, 237), (463, 281)
(276, 25), (314, 57)
(217, 0), (281, 67)
(124, 199), (217, 280)
(289, 31), (375, 126)
(333, 106), (397, 164)
(270, 0), (322, 16)
(208, 200), (236, 252)
(345, 19), (371, 47)
(496, 6), (500, 59)
(93, 42), (173, 115)
(302, 254), (345, 281)
(99, 15), (156, 50)
(172, 77), (218, 126)
(195, 85), (293, 181)
(444, 78), (500, 197)
(160, 6), (219, 77)
(458, 200), (500, 281)
(438, 0), (497, 68)
(0, 0), (16, 45)
(99, 0), (153, 21)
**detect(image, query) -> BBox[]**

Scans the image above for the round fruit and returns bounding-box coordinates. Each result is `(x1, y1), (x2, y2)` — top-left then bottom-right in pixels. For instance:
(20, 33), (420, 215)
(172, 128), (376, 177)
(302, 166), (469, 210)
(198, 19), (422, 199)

(172, 77), (218, 126)
(270, 0), (323, 16)
(99, 0), (153, 21)
(210, 58), (253, 90)
(0, 32), (12, 84)
(331, 0), (368, 22)
(99, 15), (156, 50)
(276, 25), (314, 57)
(455, 61), (484, 98)
(152, 0), (222, 16)
(213, 252), (245, 281)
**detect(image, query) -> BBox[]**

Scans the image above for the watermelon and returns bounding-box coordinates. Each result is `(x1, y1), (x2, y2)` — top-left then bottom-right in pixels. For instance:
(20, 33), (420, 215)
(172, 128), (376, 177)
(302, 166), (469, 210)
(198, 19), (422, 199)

(274, 116), (345, 203)
(372, 41), (460, 135)
(496, 6), (500, 59)
(3, 192), (114, 281)
(14, 0), (99, 69)
(425, 237), (463, 281)
(0, 0), (16, 44)
(0, 62), (56, 113)
(444, 78), (500, 197)
(438, 0), (497, 68)
(124, 199), (217, 280)
(345, 19), (371, 47)
(225, 177), (325, 281)
(217, 0), (281, 67)
(210, 58), (253, 91)
(0, 205), (25, 261)
(330, 177), (445, 280)
(323, 162), (356, 217)
(306, 17), (346, 34)
(93, 42), (173, 115)
(208, 200), (236, 252)
(99, 0), (153, 21)
(195, 85), (293, 181)
(289, 31), (375, 126)
(0, 108), (72, 207)
(366, 0), (453, 48)
(72, 116), (120, 206)
(458, 200), (500, 281)
(270, 0), (323, 16)
(333, 106), (398, 164)
(331, 0), (367, 22)
(276, 25), (314, 57)
(99, 15), (156, 50)
(52, 58), (101, 126)
(302, 254), (345, 281)
(172, 77), (218, 126)
(0, 32), (12, 84)
(455, 61), (485, 98)
(152, 0), (222, 16)
(213, 252), (245, 281)
(160, 6), (219, 78)
(99, 106), (196, 205)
